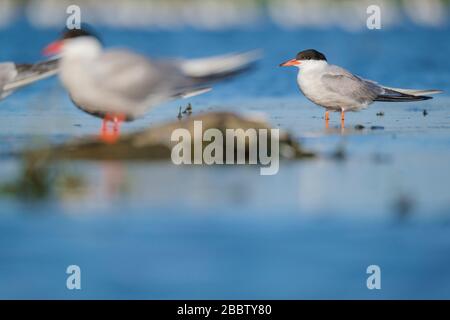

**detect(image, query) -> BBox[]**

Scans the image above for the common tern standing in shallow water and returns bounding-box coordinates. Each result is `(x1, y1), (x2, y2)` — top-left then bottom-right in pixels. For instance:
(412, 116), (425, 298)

(43, 29), (259, 142)
(280, 49), (442, 128)
(0, 59), (58, 100)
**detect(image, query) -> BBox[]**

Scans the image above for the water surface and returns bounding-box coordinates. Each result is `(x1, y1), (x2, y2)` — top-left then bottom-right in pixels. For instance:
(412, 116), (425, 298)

(0, 21), (450, 299)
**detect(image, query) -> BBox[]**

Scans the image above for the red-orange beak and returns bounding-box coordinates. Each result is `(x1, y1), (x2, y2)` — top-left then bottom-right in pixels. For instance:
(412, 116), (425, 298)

(43, 40), (64, 56)
(279, 59), (301, 67)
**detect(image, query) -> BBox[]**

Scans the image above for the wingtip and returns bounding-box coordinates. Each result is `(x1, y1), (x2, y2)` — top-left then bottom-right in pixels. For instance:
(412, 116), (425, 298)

(180, 49), (262, 79)
(421, 89), (444, 95)
(181, 87), (212, 99)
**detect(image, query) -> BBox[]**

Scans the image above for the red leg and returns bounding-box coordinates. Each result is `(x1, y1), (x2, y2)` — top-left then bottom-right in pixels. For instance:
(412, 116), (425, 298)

(101, 118), (108, 132)
(100, 113), (124, 144)
(112, 114), (125, 134)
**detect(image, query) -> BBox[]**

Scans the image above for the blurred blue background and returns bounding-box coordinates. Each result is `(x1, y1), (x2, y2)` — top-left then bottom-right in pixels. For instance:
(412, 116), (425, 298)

(0, 0), (450, 299)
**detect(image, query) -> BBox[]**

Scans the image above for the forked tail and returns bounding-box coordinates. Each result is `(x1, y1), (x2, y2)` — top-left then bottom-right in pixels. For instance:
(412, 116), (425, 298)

(375, 86), (443, 102)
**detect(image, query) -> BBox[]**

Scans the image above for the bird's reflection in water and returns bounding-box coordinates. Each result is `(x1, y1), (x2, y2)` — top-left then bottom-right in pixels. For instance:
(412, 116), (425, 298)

(323, 125), (348, 136)
(100, 161), (128, 201)
(55, 161), (130, 214)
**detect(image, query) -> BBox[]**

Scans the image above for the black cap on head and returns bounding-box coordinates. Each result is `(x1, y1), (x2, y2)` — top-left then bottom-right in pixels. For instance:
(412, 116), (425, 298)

(62, 28), (92, 40)
(60, 24), (102, 43)
(296, 49), (327, 61)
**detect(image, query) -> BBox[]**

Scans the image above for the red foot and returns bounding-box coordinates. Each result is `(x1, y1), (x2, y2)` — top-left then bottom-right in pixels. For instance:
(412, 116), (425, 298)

(100, 114), (125, 144)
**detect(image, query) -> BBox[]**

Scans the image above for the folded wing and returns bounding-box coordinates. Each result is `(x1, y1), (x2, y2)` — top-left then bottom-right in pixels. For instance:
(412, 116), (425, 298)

(321, 65), (442, 103)
(3, 59), (59, 92)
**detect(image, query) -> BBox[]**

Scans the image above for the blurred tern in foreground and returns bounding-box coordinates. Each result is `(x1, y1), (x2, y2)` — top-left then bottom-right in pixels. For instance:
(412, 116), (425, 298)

(0, 59), (58, 100)
(280, 49), (442, 128)
(43, 29), (259, 142)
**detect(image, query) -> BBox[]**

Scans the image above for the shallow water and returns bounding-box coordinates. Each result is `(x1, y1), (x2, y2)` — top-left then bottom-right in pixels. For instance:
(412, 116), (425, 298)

(1, 21), (450, 299)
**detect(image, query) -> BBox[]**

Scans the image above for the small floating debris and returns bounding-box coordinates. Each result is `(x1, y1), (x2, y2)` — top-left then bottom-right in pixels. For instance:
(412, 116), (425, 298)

(423, 109), (428, 117)
(376, 112), (385, 117)
(370, 126), (384, 130)
(331, 145), (347, 161)
(182, 103), (193, 115)
(393, 193), (416, 220)
(372, 153), (392, 164)
(354, 124), (365, 130)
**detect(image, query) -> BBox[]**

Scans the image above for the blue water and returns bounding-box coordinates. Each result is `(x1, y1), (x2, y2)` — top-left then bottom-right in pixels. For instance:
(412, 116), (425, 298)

(1, 19), (450, 299)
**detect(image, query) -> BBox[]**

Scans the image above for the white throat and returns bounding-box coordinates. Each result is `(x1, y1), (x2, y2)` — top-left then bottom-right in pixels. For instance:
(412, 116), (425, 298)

(297, 60), (328, 73)
(62, 37), (102, 61)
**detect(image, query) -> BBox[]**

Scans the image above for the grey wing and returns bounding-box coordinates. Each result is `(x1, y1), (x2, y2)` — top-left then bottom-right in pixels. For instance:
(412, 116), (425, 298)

(154, 51), (260, 98)
(321, 66), (382, 104)
(90, 51), (191, 103)
(83, 50), (258, 116)
(74, 51), (215, 119)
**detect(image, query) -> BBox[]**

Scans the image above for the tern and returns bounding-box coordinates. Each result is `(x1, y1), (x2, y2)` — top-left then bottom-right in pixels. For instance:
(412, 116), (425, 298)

(0, 59), (58, 100)
(280, 49), (442, 128)
(43, 29), (259, 142)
